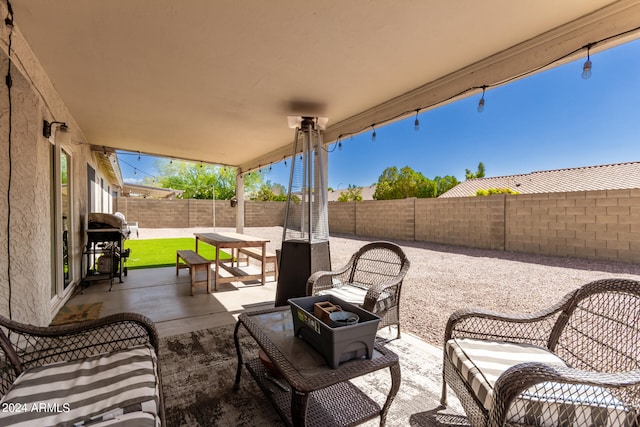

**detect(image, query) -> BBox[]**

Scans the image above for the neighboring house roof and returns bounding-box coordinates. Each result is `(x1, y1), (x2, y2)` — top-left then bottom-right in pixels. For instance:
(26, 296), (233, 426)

(328, 185), (377, 201)
(121, 184), (183, 199)
(440, 161), (640, 198)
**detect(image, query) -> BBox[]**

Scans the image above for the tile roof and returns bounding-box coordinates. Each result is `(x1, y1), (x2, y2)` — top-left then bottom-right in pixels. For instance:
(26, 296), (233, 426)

(439, 161), (640, 198)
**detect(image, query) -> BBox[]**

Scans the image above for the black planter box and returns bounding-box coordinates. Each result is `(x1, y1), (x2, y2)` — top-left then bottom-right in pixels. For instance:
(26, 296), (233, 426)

(288, 295), (381, 369)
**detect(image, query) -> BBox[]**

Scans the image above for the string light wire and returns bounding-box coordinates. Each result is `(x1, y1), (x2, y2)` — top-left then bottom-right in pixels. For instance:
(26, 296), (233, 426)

(4, 0), (14, 319)
(324, 27), (640, 146)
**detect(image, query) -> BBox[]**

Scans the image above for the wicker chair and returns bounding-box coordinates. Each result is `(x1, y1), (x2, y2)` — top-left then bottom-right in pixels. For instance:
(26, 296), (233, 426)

(441, 278), (640, 427)
(0, 313), (165, 426)
(306, 241), (410, 338)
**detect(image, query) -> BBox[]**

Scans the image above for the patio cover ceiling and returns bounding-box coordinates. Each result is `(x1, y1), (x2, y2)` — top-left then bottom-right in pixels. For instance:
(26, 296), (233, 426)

(9, 1), (640, 173)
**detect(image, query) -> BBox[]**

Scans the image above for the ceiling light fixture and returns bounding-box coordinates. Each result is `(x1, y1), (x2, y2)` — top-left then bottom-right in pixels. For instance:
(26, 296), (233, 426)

(582, 45), (592, 79)
(371, 125), (377, 142)
(477, 86), (486, 113)
(42, 120), (68, 138)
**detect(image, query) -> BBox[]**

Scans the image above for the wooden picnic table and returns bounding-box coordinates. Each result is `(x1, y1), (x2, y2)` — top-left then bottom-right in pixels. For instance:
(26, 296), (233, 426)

(194, 232), (270, 291)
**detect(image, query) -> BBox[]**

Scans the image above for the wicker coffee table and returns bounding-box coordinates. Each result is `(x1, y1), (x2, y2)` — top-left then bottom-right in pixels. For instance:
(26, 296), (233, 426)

(233, 306), (401, 426)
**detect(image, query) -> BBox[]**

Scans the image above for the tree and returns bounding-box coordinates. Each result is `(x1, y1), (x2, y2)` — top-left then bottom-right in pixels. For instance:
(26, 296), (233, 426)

(252, 181), (288, 201)
(337, 185), (363, 202)
(465, 162), (486, 180)
(154, 159), (263, 199)
(433, 175), (460, 196)
(374, 166), (425, 199)
(373, 166), (458, 200)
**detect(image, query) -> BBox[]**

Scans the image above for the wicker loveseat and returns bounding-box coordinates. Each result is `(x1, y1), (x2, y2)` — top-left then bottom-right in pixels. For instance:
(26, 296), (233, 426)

(306, 241), (410, 338)
(0, 313), (164, 426)
(441, 278), (640, 427)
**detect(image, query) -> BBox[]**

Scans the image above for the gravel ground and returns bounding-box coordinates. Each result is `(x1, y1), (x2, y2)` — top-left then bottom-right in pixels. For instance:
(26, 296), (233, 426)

(138, 226), (640, 346)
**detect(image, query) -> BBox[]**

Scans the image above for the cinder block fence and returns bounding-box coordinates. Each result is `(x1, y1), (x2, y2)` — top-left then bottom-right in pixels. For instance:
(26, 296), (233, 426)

(115, 188), (640, 264)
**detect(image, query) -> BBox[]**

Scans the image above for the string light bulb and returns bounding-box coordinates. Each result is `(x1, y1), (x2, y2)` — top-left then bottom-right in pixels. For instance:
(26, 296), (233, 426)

(477, 86), (486, 113)
(137, 152), (141, 161)
(582, 46), (592, 79)
(371, 125), (377, 142)
(414, 110), (420, 132)
(338, 141), (342, 151)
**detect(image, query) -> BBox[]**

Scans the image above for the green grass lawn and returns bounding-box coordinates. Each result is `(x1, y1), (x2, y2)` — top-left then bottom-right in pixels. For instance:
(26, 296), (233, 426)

(123, 238), (231, 269)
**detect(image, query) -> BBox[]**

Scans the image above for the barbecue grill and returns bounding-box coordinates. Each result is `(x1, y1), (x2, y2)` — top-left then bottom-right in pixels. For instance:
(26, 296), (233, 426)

(82, 213), (131, 290)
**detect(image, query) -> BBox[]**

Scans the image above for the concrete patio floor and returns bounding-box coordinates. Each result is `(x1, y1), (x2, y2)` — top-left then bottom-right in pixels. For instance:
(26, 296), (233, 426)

(66, 225), (377, 338)
(64, 227), (469, 424)
(69, 261), (280, 338)
(65, 225), (640, 341)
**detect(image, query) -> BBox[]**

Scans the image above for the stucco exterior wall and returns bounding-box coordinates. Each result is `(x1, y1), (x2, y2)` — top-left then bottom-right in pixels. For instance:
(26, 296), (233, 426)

(0, 46), (53, 324)
(1, 8), (113, 325)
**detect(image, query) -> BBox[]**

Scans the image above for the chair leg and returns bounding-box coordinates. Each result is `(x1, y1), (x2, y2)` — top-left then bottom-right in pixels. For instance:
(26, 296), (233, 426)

(441, 381), (448, 407)
(440, 359), (450, 407)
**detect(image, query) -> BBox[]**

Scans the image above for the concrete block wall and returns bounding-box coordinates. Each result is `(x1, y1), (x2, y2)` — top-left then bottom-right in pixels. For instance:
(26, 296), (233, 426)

(354, 199), (415, 241)
(187, 200), (236, 227)
(328, 202), (356, 234)
(114, 198), (281, 228)
(506, 189), (640, 263)
(245, 201), (286, 227)
(415, 195), (505, 250)
(115, 199), (190, 228)
(115, 189), (640, 263)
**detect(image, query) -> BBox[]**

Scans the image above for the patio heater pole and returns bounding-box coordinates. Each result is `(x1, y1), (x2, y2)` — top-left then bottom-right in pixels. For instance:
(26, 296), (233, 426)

(275, 116), (331, 307)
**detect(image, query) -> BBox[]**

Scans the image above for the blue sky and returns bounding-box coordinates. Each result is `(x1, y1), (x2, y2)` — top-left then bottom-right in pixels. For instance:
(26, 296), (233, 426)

(119, 38), (640, 189)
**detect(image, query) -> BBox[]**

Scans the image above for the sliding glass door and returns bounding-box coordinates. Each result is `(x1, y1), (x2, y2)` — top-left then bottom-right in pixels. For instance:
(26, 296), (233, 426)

(51, 144), (73, 299)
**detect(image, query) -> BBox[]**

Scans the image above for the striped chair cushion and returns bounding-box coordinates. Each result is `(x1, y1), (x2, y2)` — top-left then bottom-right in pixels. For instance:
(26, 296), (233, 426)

(446, 338), (633, 426)
(0, 344), (160, 427)
(317, 283), (395, 314)
(508, 382), (634, 427)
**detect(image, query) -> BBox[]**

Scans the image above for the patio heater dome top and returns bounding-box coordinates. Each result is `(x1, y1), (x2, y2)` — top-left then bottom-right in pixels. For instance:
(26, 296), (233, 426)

(287, 116), (328, 130)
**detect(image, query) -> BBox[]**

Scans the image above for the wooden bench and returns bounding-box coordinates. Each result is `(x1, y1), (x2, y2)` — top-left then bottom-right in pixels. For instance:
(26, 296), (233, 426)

(176, 250), (212, 295)
(237, 247), (278, 281)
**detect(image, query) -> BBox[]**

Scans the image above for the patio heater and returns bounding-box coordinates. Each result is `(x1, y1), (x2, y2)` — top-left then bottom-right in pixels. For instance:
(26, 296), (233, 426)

(274, 116), (331, 306)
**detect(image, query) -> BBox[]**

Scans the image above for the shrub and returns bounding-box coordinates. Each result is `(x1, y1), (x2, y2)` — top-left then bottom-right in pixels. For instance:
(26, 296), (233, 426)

(476, 187), (520, 196)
